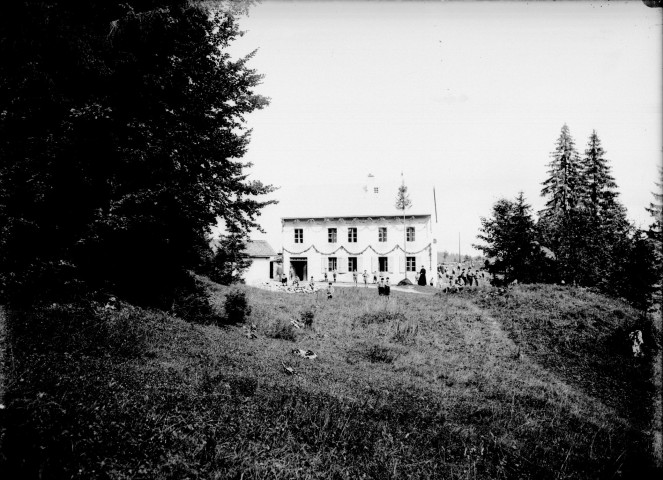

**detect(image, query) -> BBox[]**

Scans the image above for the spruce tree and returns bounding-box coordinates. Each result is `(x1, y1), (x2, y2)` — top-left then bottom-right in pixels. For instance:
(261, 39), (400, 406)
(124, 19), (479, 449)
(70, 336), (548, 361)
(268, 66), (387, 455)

(475, 193), (549, 283)
(541, 124), (584, 215)
(577, 131), (630, 286)
(539, 124), (585, 283)
(645, 164), (663, 305)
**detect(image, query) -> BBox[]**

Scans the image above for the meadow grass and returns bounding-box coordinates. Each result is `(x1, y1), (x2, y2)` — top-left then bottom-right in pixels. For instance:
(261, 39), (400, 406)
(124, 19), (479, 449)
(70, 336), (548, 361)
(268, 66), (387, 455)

(0, 283), (660, 479)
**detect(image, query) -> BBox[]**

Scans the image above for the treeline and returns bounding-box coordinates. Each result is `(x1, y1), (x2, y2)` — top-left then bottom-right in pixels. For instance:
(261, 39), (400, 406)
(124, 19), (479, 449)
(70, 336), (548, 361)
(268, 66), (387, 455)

(474, 125), (662, 311)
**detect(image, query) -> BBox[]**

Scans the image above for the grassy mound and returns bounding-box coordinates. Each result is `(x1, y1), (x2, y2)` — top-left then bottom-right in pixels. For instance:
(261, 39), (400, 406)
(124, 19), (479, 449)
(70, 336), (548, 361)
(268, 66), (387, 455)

(0, 283), (659, 479)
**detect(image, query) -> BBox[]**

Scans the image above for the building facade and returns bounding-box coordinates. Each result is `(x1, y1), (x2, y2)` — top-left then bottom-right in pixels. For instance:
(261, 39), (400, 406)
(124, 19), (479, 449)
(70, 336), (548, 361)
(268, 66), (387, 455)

(241, 240), (277, 284)
(282, 214), (436, 284)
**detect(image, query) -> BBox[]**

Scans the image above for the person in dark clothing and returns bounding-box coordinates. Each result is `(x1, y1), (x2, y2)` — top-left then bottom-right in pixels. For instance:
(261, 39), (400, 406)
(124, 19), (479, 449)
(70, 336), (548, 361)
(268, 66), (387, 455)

(385, 278), (391, 296)
(378, 277), (385, 296)
(418, 266), (427, 286)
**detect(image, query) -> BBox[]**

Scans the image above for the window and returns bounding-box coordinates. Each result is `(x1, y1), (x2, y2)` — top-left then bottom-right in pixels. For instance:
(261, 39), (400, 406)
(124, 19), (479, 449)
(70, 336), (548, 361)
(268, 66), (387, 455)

(348, 227), (357, 243)
(348, 257), (357, 272)
(379, 257), (388, 273)
(378, 227), (387, 242)
(406, 226), (415, 242)
(373, 187), (379, 193)
(406, 256), (416, 272)
(294, 228), (303, 243)
(328, 228), (337, 243)
(328, 257), (337, 272)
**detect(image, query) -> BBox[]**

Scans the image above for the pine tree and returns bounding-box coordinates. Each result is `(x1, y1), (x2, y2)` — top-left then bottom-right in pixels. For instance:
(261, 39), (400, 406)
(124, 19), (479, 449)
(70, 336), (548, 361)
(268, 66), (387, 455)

(646, 164), (663, 244)
(541, 124), (584, 215)
(583, 131), (615, 210)
(475, 192), (550, 283)
(539, 125), (585, 283)
(576, 131), (630, 286)
(645, 164), (663, 304)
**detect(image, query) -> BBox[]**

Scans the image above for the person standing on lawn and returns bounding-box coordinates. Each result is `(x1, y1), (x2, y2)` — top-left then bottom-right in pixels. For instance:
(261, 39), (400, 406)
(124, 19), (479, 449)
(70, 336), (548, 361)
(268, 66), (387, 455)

(353, 270), (358, 286)
(418, 266), (427, 286)
(363, 270), (368, 286)
(326, 282), (334, 300)
(378, 277), (385, 296)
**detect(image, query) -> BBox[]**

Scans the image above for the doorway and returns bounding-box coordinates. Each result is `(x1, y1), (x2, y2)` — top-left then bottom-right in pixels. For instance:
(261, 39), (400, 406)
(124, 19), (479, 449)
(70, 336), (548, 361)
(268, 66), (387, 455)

(290, 257), (308, 281)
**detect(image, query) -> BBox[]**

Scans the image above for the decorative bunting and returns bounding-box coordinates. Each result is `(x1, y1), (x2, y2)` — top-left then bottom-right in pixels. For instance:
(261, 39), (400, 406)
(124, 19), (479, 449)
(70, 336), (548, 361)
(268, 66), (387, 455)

(283, 243), (432, 256)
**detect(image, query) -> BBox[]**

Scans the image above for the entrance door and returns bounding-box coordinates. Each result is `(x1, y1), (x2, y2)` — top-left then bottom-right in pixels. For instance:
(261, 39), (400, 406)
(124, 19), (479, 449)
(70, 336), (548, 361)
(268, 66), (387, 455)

(290, 257), (308, 281)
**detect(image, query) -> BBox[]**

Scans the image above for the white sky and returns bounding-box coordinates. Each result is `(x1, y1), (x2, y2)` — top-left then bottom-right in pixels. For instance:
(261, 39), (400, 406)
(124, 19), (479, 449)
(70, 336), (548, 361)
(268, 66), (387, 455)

(227, 0), (662, 256)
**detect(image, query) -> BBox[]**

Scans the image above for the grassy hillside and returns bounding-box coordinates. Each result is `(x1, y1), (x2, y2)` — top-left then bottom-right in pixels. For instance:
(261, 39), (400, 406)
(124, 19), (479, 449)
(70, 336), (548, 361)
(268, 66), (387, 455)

(1, 283), (659, 479)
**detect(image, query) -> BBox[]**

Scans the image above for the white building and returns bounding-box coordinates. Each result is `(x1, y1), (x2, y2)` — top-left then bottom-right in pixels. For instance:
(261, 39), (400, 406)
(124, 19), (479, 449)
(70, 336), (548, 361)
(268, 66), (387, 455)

(281, 175), (438, 285)
(241, 240), (277, 284)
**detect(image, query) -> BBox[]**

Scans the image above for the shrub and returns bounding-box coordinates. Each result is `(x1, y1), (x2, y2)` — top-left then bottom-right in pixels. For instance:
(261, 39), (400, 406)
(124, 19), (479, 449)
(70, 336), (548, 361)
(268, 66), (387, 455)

(170, 274), (222, 324)
(300, 307), (315, 328)
(224, 288), (251, 324)
(266, 321), (297, 342)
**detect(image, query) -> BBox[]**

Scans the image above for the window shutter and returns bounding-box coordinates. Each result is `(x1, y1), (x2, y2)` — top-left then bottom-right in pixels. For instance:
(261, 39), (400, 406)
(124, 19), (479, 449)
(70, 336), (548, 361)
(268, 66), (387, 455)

(321, 256), (326, 274)
(357, 256), (363, 273)
(388, 255), (395, 274)
(399, 255), (406, 273)
(371, 256), (377, 273)
(339, 256), (348, 273)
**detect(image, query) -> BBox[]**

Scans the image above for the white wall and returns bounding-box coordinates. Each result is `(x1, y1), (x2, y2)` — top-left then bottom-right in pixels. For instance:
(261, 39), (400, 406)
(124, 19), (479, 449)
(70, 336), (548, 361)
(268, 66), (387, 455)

(243, 257), (271, 284)
(282, 216), (437, 284)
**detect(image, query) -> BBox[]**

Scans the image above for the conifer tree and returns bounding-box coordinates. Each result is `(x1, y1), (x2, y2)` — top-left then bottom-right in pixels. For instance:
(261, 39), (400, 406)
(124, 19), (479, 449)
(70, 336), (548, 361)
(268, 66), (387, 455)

(576, 131), (630, 286)
(475, 192), (550, 283)
(645, 164), (663, 304)
(646, 164), (663, 244)
(541, 124), (584, 216)
(539, 125), (585, 283)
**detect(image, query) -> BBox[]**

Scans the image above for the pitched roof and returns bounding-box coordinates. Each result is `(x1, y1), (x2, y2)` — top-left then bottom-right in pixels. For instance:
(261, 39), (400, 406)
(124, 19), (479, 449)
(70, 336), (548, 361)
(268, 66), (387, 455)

(243, 239), (277, 258)
(280, 175), (436, 219)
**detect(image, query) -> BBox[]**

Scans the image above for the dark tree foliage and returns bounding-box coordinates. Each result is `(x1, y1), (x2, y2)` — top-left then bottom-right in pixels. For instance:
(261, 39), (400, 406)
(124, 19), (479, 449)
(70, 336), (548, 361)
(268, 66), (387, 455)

(541, 124), (584, 215)
(574, 131), (630, 287)
(539, 124), (587, 283)
(645, 165), (663, 305)
(0, 1), (274, 306)
(474, 193), (553, 284)
(204, 234), (251, 285)
(608, 230), (659, 312)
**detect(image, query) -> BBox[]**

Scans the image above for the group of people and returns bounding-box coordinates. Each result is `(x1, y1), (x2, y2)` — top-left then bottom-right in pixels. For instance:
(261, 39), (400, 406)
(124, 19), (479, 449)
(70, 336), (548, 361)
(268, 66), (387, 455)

(437, 264), (485, 289)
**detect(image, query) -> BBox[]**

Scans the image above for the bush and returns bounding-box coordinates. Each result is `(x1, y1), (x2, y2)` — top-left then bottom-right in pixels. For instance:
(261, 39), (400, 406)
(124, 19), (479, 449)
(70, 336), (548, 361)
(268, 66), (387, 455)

(300, 307), (315, 328)
(265, 321), (297, 342)
(224, 288), (251, 324)
(171, 274), (221, 325)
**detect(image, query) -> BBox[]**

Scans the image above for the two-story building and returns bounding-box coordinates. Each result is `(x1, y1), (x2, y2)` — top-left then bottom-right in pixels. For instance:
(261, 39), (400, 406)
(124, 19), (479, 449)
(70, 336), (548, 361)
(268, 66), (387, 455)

(281, 175), (437, 285)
